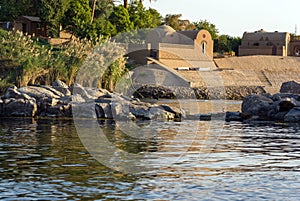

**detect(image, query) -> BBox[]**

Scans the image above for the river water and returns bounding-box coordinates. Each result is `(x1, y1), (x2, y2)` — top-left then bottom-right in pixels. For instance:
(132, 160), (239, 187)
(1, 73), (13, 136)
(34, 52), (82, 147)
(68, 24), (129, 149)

(0, 101), (300, 200)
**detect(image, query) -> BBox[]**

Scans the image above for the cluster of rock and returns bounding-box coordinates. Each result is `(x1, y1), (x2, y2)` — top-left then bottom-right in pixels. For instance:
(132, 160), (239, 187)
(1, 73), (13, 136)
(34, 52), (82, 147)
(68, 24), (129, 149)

(234, 81), (300, 123)
(0, 80), (184, 121)
(133, 85), (265, 100)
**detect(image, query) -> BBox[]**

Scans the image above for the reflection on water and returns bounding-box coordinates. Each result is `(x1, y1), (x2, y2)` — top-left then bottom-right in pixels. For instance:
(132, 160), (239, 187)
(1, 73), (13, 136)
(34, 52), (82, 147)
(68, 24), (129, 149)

(0, 117), (300, 200)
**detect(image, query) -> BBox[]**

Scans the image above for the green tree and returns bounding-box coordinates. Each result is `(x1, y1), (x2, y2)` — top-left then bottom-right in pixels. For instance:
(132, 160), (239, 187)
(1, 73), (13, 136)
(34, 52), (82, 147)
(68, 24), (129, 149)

(164, 14), (195, 31)
(109, 5), (134, 33)
(40, 0), (71, 37)
(0, 0), (36, 21)
(230, 36), (242, 56)
(82, 18), (117, 40)
(63, 0), (92, 36)
(128, 2), (162, 29)
(214, 34), (241, 55)
(90, 0), (114, 21)
(193, 20), (219, 40)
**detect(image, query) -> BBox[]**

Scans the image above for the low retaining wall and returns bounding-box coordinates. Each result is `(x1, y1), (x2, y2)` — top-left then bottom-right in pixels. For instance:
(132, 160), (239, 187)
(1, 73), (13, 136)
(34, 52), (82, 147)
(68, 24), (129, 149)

(133, 85), (266, 100)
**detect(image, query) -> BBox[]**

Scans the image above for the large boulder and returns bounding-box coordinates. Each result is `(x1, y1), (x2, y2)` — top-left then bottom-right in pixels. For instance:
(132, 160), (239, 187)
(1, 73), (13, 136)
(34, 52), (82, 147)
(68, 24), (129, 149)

(2, 98), (37, 117)
(85, 88), (109, 99)
(272, 93), (300, 102)
(280, 81), (300, 94)
(146, 106), (175, 120)
(241, 94), (274, 119)
(41, 103), (72, 117)
(95, 102), (113, 119)
(72, 102), (98, 119)
(284, 107), (300, 122)
(4, 86), (23, 99)
(159, 104), (185, 119)
(18, 86), (62, 100)
(71, 84), (93, 99)
(40, 85), (65, 97)
(276, 97), (299, 112)
(52, 80), (71, 96)
(129, 104), (149, 118)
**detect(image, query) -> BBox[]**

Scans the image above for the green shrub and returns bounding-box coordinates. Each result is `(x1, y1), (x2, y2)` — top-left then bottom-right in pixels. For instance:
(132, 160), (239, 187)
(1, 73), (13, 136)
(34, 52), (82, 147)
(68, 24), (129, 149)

(0, 30), (127, 92)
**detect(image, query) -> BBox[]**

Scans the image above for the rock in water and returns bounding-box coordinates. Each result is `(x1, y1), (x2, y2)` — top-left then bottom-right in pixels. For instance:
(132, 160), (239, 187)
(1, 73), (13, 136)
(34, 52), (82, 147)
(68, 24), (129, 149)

(284, 107), (300, 122)
(52, 80), (71, 96)
(241, 94), (274, 119)
(4, 86), (23, 99)
(3, 98), (37, 117)
(159, 104), (185, 119)
(277, 97), (299, 112)
(18, 86), (62, 100)
(225, 111), (243, 122)
(280, 81), (300, 94)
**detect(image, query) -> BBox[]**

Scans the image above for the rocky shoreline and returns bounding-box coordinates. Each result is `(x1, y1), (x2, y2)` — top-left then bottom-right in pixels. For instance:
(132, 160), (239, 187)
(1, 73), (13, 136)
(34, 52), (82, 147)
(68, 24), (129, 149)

(0, 80), (300, 123)
(223, 81), (300, 123)
(0, 80), (184, 121)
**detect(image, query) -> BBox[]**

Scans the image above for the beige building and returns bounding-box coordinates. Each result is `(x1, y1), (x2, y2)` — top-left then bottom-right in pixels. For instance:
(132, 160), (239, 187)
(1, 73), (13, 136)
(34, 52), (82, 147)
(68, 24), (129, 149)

(239, 29), (300, 56)
(146, 25), (214, 61)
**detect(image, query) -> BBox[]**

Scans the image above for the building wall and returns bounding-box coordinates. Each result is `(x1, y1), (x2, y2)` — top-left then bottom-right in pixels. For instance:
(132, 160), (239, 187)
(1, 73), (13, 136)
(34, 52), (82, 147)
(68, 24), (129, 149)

(290, 41), (300, 56)
(158, 43), (212, 62)
(146, 25), (214, 62)
(14, 16), (47, 37)
(239, 46), (286, 56)
(194, 30), (214, 59)
(239, 30), (290, 56)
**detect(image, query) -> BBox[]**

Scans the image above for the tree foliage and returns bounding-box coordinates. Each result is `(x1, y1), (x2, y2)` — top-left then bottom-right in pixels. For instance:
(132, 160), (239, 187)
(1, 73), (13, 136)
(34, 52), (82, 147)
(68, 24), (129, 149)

(90, 0), (115, 19)
(214, 35), (241, 55)
(109, 5), (134, 33)
(164, 14), (195, 31)
(193, 20), (219, 40)
(0, 30), (127, 90)
(40, 0), (71, 37)
(128, 2), (162, 29)
(0, 0), (35, 21)
(63, 0), (92, 36)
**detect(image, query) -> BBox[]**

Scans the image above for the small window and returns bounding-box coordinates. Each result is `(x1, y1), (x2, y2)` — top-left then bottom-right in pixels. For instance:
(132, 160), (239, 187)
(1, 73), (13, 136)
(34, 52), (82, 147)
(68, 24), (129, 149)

(253, 42), (259, 46)
(202, 42), (207, 54)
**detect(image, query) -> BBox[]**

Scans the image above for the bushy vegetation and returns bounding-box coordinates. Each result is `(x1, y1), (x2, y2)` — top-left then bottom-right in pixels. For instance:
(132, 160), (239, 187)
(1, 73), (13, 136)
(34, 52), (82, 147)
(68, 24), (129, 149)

(0, 30), (127, 92)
